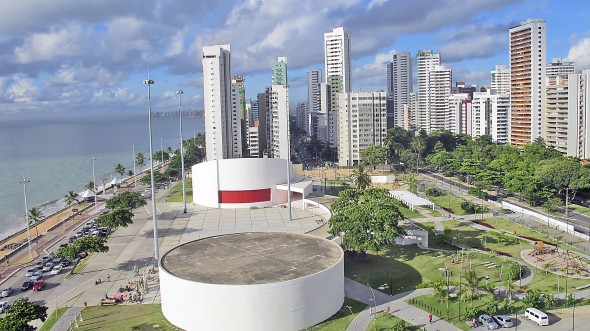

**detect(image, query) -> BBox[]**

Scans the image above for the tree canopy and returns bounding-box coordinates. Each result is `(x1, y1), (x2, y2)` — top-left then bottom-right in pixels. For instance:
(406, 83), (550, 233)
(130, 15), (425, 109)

(329, 188), (405, 254)
(360, 145), (387, 170)
(0, 300), (47, 331)
(96, 207), (135, 229)
(55, 236), (109, 260)
(105, 191), (146, 210)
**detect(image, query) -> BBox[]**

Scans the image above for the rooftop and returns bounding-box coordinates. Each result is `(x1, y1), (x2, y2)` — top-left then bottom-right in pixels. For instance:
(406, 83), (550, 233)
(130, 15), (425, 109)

(161, 232), (342, 285)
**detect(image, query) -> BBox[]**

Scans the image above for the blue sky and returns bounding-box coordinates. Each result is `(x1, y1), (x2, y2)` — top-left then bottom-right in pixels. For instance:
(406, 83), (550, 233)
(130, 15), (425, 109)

(0, 0), (589, 117)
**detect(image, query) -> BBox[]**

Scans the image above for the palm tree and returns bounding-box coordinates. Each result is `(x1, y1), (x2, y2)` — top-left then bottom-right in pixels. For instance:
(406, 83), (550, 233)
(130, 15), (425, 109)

(114, 164), (125, 176)
(463, 269), (479, 306)
(135, 153), (145, 167)
(410, 137), (425, 173)
(27, 207), (43, 240)
(351, 165), (371, 190)
(85, 181), (95, 192)
(64, 191), (79, 206)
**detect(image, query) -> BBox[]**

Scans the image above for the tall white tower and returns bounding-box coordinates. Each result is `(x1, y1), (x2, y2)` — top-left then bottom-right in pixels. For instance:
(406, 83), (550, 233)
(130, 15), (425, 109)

(387, 52), (413, 128)
(202, 44), (240, 160)
(306, 69), (322, 136)
(271, 57), (290, 159)
(509, 18), (546, 147)
(491, 65), (511, 95)
(427, 65), (452, 133)
(324, 27), (351, 148)
(416, 50), (440, 133)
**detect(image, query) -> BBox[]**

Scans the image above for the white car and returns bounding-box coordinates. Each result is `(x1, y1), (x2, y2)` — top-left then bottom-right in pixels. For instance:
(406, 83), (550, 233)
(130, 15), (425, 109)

(494, 315), (514, 327)
(479, 314), (500, 330)
(25, 269), (36, 277)
(0, 288), (13, 298)
(50, 265), (63, 275)
(31, 272), (43, 281)
(42, 262), (54, 272)
(0, 301), (8, 313)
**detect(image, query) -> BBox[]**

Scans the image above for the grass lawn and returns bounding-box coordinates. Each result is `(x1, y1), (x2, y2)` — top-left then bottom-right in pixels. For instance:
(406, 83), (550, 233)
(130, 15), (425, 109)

(166, 181), (193, 203)
(77, 304), (176, 330)
(308, 298), (366, 330)
(428, 209), (443, 217)
(418, 222), (457, 250)
(367, 312), (420, 330)
(39, 307), (68, 331)
(569, 204), (590, 217)
(66, 255), (91, 279)
(399, 206), (424, 219)
(428, 194), (470, 215)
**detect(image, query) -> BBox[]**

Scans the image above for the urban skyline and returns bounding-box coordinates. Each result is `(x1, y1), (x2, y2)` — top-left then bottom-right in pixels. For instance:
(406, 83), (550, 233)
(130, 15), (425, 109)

(1, 1), (590, 116)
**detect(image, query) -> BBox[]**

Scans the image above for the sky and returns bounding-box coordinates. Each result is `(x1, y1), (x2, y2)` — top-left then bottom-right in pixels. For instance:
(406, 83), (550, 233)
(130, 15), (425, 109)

(0, 0), (589, 117)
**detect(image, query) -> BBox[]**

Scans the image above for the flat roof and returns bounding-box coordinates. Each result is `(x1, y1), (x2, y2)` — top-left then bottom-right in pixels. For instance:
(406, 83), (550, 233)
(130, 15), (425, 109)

(161, 232), (342, 285)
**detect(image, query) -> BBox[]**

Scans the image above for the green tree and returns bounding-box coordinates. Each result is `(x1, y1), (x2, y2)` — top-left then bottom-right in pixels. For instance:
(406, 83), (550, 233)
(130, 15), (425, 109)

(140, 170), (167, 185)
(64, 190), (79, 206)
(351, 165), (371, 190)
(536, 157), (590, 216)
(543, 197), (563, 214)
(135, 152), (145, 167)
(360, 145), (387, 171)
(55, 236), (109, 260)
(27, 207), (43, 241)
(105, 192), (146, 210)
(84, 181), (95, 191)
(463, 269), (480, 305)
(328, 188), (405, 254)
(96, 207), (135, 229)
(0, 299), (48, 331)
(114, 163), (126, 176)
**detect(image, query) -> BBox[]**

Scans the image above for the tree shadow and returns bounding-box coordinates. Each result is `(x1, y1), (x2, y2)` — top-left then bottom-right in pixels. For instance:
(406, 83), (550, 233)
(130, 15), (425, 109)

(139, 227), (199, 239)
(112, 256), (155, 272)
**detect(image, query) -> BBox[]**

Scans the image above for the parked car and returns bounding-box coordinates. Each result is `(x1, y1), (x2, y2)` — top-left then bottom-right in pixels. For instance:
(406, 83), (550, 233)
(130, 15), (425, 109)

(34, 261), (44, 270)
(68, 236), (77, 243)
(493, 315), (514, 327)
(52, 257), (62, 264)
(503, 209), (515, 214)
(479, 314), (500, 330)
(0, 301), (8, 313)
(21, 280), (35, 291)
(25, 269), (36, 277)
(78, 251), (88, 259)
(1, 288), (13, 298)
(50, 265), (63, 275)
(41, 256), (51, 262)
(61, 259), (71, 267)
(31, 272), (43, 281)
(42, 262), (54, 272)
(525, 308), (549, 326)
(59, 243), (68, 248)
(32, 280), (46, 291)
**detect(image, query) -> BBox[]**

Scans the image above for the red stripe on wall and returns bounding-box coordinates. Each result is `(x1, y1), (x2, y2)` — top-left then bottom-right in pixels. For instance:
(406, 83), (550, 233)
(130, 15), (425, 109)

(218, 188), (271, 203)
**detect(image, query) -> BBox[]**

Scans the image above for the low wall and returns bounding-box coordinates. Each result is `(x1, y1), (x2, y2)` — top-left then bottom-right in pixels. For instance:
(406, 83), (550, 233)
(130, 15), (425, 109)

(501, 201), (574, 234)
(302, 199), (332, 221)
(371, 175), (394, 184)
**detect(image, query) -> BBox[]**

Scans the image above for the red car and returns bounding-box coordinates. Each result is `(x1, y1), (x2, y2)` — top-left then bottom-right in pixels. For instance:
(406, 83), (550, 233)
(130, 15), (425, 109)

(32, 280), (46, 291)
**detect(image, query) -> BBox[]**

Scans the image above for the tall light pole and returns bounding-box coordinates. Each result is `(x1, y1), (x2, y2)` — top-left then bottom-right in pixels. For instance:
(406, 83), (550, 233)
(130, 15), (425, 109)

(366, 283), (377, 315)
(19, 176), (32, 257)
(91, 156), (97, 205)
(287, 115), (292, 221)
(132, 145), (137, 188)
(160, 137), (164, 166)
(144, 78), (160, 261)
(177, 90), (187, 213)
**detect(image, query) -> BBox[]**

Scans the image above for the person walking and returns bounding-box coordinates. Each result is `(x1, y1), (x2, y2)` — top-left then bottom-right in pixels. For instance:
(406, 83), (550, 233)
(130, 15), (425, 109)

(107, 274), (111, 282)
(429, 314), (433, 324)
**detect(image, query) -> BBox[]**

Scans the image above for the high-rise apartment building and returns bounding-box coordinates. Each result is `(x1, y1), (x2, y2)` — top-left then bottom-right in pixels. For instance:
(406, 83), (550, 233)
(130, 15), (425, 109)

(471, 90), (510, 143)
(386, 52), (413, 128)
(491, 65), (511, 95)
(509, 18), (546, 147)
(232, 75), (248, 157)
(544, 72), (590, 158)
(447, 94), (471, 135)
(324, 27), (351, 148)
(306, 69), (322, 136)
(546, 58), (575, 77)
(337, 91), (388, 167)
(229, 78), (244, 158)
(416, 50), (441, 132)
(270, 57), (290, 159)
(256, 90), (270, 157)
(428, 65), (452, 132)
(202, 44), (241, 160)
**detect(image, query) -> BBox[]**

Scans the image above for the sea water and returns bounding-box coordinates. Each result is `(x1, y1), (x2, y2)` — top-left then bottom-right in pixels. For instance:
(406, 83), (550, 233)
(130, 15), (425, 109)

(0, 112), (203, 240)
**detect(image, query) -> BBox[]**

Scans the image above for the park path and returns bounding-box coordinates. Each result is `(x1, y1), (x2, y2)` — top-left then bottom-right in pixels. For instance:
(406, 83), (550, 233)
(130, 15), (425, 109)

(50, 307), (83, 331)
(345, 278), (461, 331)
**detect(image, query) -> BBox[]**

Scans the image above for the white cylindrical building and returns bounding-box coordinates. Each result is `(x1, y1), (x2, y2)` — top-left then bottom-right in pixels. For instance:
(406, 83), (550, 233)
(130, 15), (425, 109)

(159, 232), (344, 331)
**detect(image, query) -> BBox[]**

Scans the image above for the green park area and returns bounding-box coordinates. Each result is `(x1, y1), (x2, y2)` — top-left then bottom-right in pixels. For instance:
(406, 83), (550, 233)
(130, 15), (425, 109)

(367, 312), (419, 331)
(309, 298), (366, 330)
(74, 304), (176, 330)
(165, 180), (193, 203)
(426, 194), (474, 215)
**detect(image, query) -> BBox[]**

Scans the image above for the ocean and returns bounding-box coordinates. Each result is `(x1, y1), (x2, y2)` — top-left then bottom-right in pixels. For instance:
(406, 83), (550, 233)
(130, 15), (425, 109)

(0, 112), (204, 240)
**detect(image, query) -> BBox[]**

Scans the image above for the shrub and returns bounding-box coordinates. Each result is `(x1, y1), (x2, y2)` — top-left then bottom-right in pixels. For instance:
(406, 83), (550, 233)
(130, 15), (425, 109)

(460, 201), (489, 214)
(425, 187), (444, 197)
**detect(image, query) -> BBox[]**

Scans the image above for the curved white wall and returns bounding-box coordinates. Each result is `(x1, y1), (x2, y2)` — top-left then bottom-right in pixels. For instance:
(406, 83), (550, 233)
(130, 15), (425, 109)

(160, 250), (344, 331)
(192, 158), (293, 208)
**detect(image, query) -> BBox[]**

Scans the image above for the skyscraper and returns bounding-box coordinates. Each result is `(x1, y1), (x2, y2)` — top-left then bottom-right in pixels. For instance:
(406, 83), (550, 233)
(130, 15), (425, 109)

(428, 65), (452, 132)
(471, 90), (510, 144)
(546, 58), (575, 77)
(416, 50), (441, 132)
(324, 27), (351, 148)
(306, 69), (322, 136)
(202, 44), (240, 160)
(387, 52), (412, 128)
(509, 18), (546, 147)
(491, 65), (511, 95)
(270, 57), (290, 159)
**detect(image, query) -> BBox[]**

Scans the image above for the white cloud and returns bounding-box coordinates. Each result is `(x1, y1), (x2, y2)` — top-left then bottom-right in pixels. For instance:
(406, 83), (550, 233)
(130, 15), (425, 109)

(14, 24), (88, 64)
(351, 50), (396, 88)
(566, 37), (590, 70)
(367, 0), (388, 10)
(6, 75), (38, 103)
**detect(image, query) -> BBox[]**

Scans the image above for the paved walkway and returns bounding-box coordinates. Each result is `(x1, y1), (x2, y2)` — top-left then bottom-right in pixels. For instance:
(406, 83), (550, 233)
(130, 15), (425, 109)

(50, 307), (82, 331)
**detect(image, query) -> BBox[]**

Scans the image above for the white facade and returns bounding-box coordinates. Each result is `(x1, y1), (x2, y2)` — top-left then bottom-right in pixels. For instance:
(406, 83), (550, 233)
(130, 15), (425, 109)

(269, 57), (290, 159)
(546, 58), (575, 77)
(447, 93), (471, 135)
(160, 237), (344, 331)
(509, 18), (546, 146)
(306, 69), (321, 136)
(471, 90), (510, 143)
(387, 52), (413, 128)
(203, 44), (238, 160)
(337, 91), (388, 167)
(491, 65), (511, 95)
(416, 50), (441, 132)
(324, 26), (351, 148)
(247, 124), (260, 158)
(428, 65), (452, 132)
(230, 78), (243, 158)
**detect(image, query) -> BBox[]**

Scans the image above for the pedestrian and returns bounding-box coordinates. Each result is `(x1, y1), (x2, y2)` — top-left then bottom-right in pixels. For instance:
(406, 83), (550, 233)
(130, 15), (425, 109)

(107, 274), (110, 282)
(429, 314), (433, 324)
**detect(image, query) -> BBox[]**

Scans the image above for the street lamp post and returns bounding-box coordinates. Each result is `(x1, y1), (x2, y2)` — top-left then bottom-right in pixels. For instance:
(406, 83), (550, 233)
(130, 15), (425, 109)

(367, 283), (377, 315)
(345, 305), (357, 328)
(133, 145), (137, 188)
(177, 90), (187, 214)
(160, 138), (164, 166)
(19, 176), (33, 257)
(91, 156), (97, 205)
(144, 78), (160, 261)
